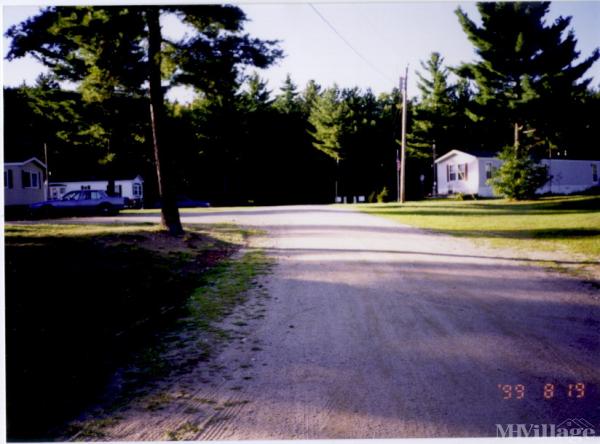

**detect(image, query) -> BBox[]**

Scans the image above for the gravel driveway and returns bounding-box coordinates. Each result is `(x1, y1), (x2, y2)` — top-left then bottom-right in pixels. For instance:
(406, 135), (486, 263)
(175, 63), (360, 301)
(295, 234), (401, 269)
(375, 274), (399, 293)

(73, 205), (600, 439)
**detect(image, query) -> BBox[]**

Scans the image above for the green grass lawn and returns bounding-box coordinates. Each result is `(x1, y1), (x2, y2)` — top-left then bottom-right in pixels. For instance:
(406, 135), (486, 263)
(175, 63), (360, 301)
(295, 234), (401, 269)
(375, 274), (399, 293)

(357, 195), (600, 260)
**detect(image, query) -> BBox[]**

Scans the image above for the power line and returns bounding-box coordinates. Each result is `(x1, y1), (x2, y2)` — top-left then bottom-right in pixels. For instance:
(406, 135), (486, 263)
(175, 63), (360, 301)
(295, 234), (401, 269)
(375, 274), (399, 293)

(308, 3), (395, 85)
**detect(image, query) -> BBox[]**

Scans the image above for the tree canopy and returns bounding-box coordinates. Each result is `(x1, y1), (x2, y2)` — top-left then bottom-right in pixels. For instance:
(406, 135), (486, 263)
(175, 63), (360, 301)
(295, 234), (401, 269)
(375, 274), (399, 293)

(5, 2), (599, 205)
(6, 5), (281, 232)
(455, 1), (599, 152)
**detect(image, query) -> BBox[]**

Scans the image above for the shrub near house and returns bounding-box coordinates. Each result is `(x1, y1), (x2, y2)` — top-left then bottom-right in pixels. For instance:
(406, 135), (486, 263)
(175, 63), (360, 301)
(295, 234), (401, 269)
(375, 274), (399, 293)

(435, 150), (600, 197)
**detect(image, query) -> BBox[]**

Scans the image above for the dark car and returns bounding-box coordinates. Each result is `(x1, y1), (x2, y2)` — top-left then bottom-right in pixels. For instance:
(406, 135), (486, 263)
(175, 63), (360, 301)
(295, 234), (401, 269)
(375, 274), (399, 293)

(30, 190), (126, 218)
(150, 196), (211, 209)
(176, 196), (211, 208)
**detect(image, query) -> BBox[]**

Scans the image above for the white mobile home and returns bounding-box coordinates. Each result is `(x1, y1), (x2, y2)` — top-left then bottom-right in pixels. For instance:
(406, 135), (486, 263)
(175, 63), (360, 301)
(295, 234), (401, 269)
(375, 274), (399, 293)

(4, 157), (47, 206)
(49, 175), (144, 207)
(435, 149), (600, 197)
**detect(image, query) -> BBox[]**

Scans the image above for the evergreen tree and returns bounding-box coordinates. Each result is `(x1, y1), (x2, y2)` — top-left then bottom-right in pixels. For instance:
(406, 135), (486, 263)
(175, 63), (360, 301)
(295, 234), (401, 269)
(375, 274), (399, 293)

(307, 85), (348, 161)
(456, 2), (599, 152)
(489, 145), (550, 200)
(274, 74), (300, 114)
(410, 52), (456, 159)
(300, 79), (322, 116)
(241, 72), (273, 112)
(6, 5), (281, 233)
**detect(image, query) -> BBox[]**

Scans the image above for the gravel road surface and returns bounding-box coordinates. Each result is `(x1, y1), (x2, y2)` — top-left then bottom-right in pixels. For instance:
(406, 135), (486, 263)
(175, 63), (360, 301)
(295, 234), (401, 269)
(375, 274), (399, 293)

(72, 205), (600, 439)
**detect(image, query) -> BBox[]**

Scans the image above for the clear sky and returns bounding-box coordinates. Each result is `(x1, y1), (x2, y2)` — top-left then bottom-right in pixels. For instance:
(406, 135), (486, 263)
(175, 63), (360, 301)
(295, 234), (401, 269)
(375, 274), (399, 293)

(3, 1), (600, 102)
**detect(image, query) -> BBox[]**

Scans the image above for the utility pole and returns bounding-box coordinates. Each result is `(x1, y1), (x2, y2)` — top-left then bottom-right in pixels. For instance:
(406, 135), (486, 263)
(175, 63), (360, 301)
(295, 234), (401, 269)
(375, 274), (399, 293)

(43, 142), (49, 200)
(514, 122), (523, 151)
(399, 66), (408, 203)
(396, 149), (400, 202)
(432, 141), (437, 197)
(334, 157), (339, 203)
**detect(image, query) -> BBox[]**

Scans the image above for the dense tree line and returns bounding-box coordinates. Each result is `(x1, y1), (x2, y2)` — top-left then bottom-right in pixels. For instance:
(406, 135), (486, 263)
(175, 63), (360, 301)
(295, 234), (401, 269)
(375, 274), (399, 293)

(5, 2), (599, 208)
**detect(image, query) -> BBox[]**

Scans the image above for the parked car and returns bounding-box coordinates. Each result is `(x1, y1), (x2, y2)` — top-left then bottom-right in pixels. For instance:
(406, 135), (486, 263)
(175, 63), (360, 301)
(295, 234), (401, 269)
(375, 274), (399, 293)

(176, 196), (211, 208)
(150, 196), (211, 209)
(30, 190), (126, 218)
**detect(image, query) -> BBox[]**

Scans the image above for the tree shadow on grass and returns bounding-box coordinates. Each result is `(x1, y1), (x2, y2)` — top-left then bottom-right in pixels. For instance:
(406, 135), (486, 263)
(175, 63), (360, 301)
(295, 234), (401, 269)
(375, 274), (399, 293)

(371, 209), (600, 217)
(441, 228), (600, 241)
(4, 229), (238, 441)
(376, 196), (600, 215)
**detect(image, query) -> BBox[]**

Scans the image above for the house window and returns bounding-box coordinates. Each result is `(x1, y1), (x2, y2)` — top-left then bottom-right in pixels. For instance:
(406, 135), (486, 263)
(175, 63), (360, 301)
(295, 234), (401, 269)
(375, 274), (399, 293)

(4, 169), (13, 189)
(458, 163), (468, 181)
(21, 170), (40, 188)
(593, 164), (598, 182)
(133, 183), (142, 197)
(447, 164), (456, 181)
(485, 162), (494, 179)
(81, 185), (91, 190)
(115, 185), (122, 196)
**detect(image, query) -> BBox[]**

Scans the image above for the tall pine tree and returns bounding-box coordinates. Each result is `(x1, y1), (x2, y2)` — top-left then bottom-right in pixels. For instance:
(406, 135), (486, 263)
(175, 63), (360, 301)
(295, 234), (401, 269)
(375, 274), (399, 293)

(455, 2), (599, 153)
(410, 52), (457, 159)
(6, 6), (281, 233)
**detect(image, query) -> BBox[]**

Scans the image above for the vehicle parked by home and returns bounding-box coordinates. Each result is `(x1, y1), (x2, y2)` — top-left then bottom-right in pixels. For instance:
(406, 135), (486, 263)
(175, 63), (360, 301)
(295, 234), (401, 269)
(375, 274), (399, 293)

(176, 196), (211, 208)
(150, 196), (211, 209)
(29, 190), (126, 217)
(48, 175), (144, 208)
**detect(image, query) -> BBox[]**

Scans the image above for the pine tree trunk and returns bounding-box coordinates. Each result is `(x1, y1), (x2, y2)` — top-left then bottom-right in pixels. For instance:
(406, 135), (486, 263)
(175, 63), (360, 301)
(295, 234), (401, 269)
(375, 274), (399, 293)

(146, 7), (183, 235)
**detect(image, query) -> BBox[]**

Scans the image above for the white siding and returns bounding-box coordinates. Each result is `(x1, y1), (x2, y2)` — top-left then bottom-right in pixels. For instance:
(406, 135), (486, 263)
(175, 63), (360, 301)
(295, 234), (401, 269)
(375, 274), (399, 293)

(49, 176), (144, 200)
(4, 160), (46, 205)
(435, 150), (600, 197)
(477, 157), (502, 197)
(540, 159), (600, 194)
(436, 151), (479, 195)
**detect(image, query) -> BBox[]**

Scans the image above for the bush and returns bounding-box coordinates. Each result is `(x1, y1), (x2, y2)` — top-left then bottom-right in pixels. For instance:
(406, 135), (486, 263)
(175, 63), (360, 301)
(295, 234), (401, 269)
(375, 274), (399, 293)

(488, 145), (550, 200)
(376, 186), (389, 203)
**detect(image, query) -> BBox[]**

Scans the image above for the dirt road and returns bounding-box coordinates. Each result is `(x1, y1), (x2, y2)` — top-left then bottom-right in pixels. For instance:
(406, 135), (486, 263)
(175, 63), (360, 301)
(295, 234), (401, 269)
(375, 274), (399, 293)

(77, 205), (600, 439)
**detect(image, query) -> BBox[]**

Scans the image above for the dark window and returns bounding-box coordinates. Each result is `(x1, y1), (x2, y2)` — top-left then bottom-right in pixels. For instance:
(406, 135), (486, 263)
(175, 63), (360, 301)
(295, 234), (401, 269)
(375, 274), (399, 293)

(22, 170), (31, 188)
(458, 164), (468, 181)
(21, 170), (42, 188)
(593, 164), (598, 182)
(485, 162), (493, 179)
(448, 165), (456, 181)
(4, 169), (13, 189)
(63, 191), (80, 200)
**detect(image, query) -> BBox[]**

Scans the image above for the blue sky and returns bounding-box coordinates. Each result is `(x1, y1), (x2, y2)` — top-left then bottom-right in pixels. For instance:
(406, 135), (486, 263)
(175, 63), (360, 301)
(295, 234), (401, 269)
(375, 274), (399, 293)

(3, 2), (600, 102)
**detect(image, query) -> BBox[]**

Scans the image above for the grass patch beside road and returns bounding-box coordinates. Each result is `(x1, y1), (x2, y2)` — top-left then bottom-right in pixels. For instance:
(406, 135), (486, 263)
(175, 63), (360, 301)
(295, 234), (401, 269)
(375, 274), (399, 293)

(357, 196), (600, 260)
(188, 250), (273, 327)
(4, 222), (269, 440)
